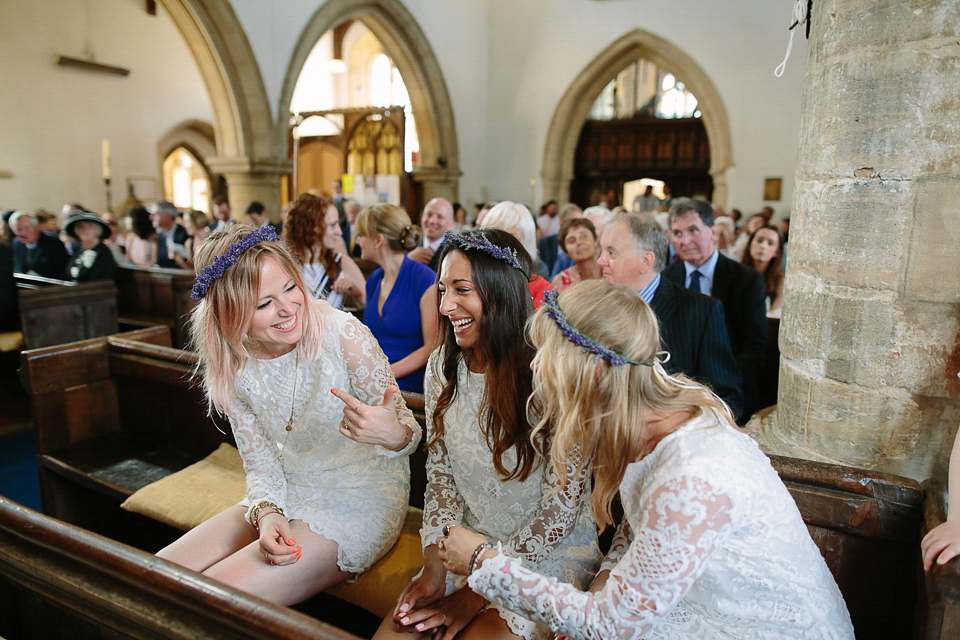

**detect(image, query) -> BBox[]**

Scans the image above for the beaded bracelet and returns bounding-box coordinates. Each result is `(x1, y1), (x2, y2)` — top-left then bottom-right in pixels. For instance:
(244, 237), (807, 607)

(468, 542), (494, 575)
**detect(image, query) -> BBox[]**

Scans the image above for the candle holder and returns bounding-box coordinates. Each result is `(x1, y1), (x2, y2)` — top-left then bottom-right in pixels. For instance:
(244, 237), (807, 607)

(104, 177), (112, 212)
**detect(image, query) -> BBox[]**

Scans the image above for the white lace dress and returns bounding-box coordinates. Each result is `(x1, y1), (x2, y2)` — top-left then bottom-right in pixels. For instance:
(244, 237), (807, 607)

(468, 408), (855, 640)
(422, 351), (602, 640)
(231, 305), (421, 573)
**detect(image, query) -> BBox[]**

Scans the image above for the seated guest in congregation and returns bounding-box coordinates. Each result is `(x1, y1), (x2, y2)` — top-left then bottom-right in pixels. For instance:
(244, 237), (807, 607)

(599, 213), (743, 419)
(9, 211), (70, 279)
(150, 200), (188, 268)
(125, 206), (158, 268)
(374, 229), (599, 640)
(479, 201), (553, 304)
(356, 204), (438, 394)
(741, 224), (785, 318)
(63, 210), (117, 282)
(437, 280), (854, 639)
(408, 197), (456, 272)
(172, 210), (213, 271)
(156, 224), (420, 606)
(551, 217), (601, 293)
(664, 198), (766, 421)
(284, 193), (366, 311)
(246, 201), (276, 231)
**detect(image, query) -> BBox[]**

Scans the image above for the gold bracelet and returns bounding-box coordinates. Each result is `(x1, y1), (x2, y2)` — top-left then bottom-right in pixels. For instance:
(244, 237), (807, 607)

(249, 501), (284, 531)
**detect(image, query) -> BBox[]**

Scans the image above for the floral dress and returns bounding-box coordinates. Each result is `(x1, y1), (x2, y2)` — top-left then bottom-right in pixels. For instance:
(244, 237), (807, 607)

(422, 350), (601, 639)
(232, 305), (421, 573)
(468, 408), (855, 640)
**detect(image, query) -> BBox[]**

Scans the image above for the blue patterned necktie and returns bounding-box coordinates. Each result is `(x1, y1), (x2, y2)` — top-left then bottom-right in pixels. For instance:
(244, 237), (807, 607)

(688, 269), (703, 293)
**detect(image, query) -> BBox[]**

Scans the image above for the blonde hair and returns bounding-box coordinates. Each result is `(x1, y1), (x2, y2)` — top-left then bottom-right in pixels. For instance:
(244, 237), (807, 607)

(527, 279), (732, 529)
(355, 204), (422, 251)
(189, 224), (325, 413)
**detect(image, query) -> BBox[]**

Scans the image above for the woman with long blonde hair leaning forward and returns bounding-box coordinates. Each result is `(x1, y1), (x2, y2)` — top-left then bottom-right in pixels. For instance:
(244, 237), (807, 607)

(438, 279), (853, 639)
(156, 224), (420, 606)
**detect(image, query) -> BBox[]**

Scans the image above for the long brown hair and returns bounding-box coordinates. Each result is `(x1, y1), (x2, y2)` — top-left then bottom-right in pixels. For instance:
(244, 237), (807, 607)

(430, 229), (540, 482)
(283, 193), (341, 280)
(740, 225), (783, 297)
(528, 279), (732, 529)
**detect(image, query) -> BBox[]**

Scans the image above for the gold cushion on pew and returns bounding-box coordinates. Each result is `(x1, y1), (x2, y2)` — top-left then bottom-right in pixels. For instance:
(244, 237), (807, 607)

(0, 331), (23, 352)
(122, 442), (424, 618)
(121, 442), (245, 530)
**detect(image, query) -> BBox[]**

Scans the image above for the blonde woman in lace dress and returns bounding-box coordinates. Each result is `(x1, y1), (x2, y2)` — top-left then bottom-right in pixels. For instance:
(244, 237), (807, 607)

(374, 229), (600, 640)
(438, 279), (854, 640)
(156, 224), (420, 606)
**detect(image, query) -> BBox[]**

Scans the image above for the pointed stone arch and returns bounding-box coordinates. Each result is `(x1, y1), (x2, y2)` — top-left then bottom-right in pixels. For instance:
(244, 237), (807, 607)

(542, 29), (733, 207)
(157, 0), (284, 215)
(278, 0), (461, 202)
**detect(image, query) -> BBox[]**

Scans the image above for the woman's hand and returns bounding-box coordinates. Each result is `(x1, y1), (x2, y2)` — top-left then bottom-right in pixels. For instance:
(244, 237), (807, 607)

(437, 525), (488, 575)
(922, 520), (960, 571)
(331, 278), (361, 298)
(330, 386), (411, 451)
(257, 512), (301, 566)
(396, 587), (486, 640)
(394, 560), (447, 625)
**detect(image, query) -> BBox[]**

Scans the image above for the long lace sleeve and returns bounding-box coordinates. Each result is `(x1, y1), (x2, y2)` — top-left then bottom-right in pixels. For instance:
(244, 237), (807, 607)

(468, 475), (733, 640)
(598, 516), (633, 574)
(421, 355), (465, 549)
(339, 314), (421, 457)
(503, 448), (591, 566)
(228, 397), (287, 519)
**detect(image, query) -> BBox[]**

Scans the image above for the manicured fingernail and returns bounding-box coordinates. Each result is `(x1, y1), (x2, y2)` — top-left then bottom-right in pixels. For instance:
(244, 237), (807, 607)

(400, 617), (409, 625)
(330, 389), (336, 395)
(399, 604), (409, 613)
(288, 538), (295, 544)
(415, 624), (423, 631)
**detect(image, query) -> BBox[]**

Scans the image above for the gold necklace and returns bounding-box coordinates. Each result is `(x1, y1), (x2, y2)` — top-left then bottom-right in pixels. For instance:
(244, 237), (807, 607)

(254, 347), (300, 432)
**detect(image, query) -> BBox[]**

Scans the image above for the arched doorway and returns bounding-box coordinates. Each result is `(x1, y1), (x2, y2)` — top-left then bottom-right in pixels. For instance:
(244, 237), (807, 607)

(278, 0), (461, 211)
(542, 29), (733, 208)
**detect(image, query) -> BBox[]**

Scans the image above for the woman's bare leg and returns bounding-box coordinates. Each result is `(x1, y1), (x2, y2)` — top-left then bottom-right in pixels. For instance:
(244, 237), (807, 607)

(202, 519), (354, 606)
(156, 505), (255, 573)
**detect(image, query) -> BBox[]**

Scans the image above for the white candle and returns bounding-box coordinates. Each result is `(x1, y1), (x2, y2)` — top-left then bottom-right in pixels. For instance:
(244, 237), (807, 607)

(102, 139), (111, 179)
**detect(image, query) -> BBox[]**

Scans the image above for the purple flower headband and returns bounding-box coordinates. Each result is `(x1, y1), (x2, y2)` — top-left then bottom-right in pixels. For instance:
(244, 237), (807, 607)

(441, 231), (529, 278)
(541, 288), (652, 366)
(191, 226), (280, 300)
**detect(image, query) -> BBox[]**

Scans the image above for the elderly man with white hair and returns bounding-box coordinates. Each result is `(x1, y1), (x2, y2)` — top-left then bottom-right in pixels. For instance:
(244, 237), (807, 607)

(10, 210), (70, 279)
(408, 197), (455, 271)
(478, 201), (553, 306)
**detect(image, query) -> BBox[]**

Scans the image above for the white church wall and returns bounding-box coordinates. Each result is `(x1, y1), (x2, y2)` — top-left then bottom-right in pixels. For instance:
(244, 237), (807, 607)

(0, 0), (213, 214)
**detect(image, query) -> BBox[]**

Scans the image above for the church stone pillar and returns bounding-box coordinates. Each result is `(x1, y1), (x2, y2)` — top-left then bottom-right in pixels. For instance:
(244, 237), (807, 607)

(207, 157), (292, 224)
(751, 0), (960, 481)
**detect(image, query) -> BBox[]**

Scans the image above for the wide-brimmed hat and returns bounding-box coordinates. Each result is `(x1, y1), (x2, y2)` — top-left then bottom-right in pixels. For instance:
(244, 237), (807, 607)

(64, 211), (111, 240)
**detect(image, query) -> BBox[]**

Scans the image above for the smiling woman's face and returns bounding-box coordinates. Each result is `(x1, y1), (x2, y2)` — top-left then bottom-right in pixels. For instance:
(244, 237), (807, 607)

(247, 256), (304, 357)
(438, 251), (483, 350)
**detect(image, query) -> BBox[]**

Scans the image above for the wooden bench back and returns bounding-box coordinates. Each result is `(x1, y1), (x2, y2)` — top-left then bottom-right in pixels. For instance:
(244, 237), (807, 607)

(115, 264), (196, 348)
(0, 495), (360, 640)
(770, 454), (925, 639)
(15, 273), (117, 349)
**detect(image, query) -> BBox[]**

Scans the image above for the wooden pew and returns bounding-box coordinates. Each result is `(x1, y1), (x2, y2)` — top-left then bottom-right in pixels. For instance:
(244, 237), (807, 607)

(15, 272), (117, 349)
(0, 495), (360, 640)
(114, 264), (196, 348)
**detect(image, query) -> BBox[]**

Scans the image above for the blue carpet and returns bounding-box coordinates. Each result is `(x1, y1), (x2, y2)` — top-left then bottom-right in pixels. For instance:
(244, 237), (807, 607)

(0, 431), (42, 511)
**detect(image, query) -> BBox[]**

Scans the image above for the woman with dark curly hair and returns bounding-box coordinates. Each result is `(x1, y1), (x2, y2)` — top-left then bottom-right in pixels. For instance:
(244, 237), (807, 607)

(356, 204), (438, 394)
(283, 193), (365, 311)
(125, 206), (157, 268)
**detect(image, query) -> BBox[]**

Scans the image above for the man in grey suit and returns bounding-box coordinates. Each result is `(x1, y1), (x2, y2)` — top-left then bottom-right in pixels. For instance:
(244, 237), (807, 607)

(663, 198), (767, 420)
(599, 213), (743, 419)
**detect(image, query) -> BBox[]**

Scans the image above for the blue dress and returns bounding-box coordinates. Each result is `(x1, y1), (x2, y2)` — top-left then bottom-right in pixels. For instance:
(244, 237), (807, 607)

(363, 255), (436, 393)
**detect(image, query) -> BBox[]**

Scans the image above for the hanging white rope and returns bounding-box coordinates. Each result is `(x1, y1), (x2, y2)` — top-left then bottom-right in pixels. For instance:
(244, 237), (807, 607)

(774, 0), (809, 77)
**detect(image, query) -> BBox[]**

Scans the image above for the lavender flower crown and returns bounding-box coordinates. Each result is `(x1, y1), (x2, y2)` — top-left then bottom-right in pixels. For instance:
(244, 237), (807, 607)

(542, 288), (653, 366)
(441, 231), (529, 278)
(191, 226), (280, 300)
